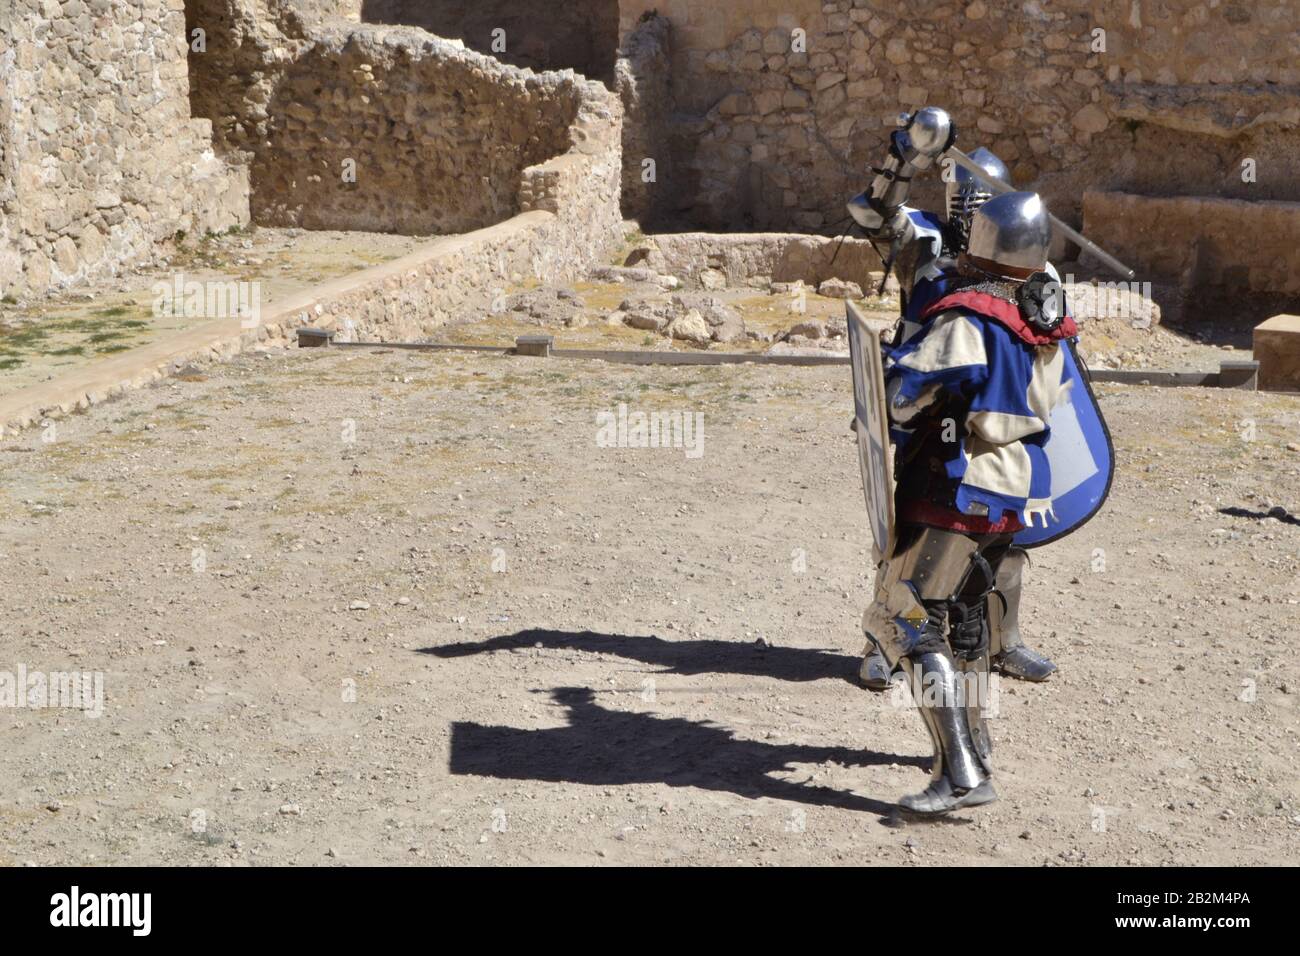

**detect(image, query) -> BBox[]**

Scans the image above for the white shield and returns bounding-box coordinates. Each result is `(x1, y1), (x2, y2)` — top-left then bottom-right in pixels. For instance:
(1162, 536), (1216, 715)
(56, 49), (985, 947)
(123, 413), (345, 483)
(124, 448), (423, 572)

(846, 302), (896, 562)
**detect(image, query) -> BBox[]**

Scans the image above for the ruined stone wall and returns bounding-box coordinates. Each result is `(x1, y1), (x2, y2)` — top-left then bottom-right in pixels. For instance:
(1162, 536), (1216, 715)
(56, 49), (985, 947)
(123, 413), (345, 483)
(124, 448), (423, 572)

(0, 2), (19, 291)
(253, 26), (591, 234)
(186, 4), (621, 239)
(1084, 191), (1300, 297)
(0, 0), (248, 300)
(615, 13), (673, 223)
(359, 0), (621, 80)
(615, 0), (1300, 234)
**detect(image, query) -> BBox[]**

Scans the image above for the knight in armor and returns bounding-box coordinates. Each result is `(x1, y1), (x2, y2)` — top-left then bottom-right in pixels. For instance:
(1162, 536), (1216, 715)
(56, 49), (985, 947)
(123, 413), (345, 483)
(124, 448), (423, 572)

(843, 107), (1113, 813)
(848, 109), (1059, 692)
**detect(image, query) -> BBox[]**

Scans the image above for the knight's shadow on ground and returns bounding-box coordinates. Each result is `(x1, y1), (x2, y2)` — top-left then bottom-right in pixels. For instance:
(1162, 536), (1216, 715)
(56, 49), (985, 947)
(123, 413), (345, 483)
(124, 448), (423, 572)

(425, 627), (862, 683)
(424, 630), (924, 816)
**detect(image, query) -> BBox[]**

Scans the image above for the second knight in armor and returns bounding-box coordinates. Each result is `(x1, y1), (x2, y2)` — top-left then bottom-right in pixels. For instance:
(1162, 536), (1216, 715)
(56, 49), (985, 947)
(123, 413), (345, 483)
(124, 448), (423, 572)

(845, 107), (1110, 813)
(848, 110), (1059, 692)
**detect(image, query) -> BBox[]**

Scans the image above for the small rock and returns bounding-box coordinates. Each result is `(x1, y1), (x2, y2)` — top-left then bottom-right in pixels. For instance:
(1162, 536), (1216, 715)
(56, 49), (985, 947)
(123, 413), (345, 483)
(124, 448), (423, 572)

(699, 268), (727, 291)
(817, 278), (864, 300)
(623, 311), (667, 332)
(667, 310), (711, 345)
(785, 320), (826, 340)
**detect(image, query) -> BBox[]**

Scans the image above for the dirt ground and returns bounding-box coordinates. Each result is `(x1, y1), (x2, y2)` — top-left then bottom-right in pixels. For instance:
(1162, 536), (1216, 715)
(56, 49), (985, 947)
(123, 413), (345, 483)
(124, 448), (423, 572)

(1, 343), (1298, 866)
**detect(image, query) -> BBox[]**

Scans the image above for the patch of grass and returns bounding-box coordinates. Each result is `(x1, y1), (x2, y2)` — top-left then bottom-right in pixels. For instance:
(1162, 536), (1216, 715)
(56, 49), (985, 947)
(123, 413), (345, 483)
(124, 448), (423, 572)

(0, 310), (154, 365)
(1, 326), (50, 348)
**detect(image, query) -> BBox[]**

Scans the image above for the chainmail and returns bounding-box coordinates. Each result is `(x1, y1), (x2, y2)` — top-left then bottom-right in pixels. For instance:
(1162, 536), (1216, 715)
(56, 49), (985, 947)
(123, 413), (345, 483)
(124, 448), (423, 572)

(942, 275), (1021, 306)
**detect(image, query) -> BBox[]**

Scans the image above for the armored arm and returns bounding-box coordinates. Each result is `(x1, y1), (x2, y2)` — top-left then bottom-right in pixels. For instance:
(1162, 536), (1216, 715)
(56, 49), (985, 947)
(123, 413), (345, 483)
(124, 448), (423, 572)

(886, 377), (941, 426)
(883, 305), (989, 428)
(847, 107), (956, 241)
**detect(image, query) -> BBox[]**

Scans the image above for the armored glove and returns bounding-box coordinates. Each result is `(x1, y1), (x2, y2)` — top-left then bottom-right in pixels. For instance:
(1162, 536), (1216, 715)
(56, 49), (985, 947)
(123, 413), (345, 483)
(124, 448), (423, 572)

(848, 107), (956, 236)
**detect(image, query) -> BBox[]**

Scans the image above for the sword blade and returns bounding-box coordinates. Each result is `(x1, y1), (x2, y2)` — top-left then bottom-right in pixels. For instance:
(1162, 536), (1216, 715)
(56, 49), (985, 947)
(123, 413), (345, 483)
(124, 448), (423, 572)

(945, 146), (1136, 281)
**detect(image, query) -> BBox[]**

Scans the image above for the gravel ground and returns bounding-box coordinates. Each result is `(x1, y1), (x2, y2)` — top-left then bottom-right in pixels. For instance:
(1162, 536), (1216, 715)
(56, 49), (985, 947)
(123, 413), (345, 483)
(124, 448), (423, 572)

(1, 344), (1298, 866)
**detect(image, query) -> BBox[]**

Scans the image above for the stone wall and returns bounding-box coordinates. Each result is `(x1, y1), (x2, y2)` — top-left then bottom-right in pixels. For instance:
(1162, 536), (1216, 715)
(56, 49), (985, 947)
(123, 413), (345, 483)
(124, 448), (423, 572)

(359, 0), (621, 81)
(0, 2), (18, 292)
(1083, 191), (1300, 296)
(0, 0), (248, 300)
(1, 21), (624, 432)
(639, 232), (882, 289)
(614, 0), (1300, 236)
(614, 13), (674, 224)
(186, 6), (621, 239)
(255, 26), (593, 234)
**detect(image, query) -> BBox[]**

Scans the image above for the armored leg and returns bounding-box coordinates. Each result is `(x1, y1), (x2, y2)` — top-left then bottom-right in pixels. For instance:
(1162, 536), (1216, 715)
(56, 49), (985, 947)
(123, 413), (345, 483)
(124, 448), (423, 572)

(988, 547), (1058, 681)
(862, 527), (998, 814)
(858, 635), (894, 691)
(948, 596), (995, 763)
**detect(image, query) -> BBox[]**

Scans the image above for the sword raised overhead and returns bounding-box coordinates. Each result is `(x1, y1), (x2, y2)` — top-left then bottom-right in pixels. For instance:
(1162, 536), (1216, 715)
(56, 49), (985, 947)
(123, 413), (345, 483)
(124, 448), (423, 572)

(944, 146), (1136, 281)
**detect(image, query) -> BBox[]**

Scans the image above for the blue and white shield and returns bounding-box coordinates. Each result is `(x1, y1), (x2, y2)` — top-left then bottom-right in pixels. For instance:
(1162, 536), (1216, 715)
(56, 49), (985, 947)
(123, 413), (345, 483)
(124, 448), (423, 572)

(1014, 340), (1114, 548)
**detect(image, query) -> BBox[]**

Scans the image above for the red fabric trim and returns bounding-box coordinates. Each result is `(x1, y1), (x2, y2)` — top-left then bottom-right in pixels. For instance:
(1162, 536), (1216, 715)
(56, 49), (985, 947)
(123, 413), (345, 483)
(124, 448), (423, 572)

(920, 290), (1077, 346)
(898, 498), (1025, 534)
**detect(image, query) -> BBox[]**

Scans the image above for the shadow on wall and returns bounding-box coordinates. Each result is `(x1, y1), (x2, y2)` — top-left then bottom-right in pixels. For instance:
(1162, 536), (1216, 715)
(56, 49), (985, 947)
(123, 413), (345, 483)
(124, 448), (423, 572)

(359, 0), (621, 82)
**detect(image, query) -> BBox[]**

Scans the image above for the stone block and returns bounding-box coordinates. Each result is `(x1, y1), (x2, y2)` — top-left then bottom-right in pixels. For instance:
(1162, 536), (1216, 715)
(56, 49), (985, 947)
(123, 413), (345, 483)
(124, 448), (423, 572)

(515, 334), (554, 357)
(1254, 314), (1300, 392)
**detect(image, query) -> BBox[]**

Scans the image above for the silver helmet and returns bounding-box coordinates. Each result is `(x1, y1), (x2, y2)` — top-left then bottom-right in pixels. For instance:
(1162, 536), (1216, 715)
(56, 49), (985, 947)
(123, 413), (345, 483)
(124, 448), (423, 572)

(946, 147), (1011, 251)
(966, 191), (1051, 276)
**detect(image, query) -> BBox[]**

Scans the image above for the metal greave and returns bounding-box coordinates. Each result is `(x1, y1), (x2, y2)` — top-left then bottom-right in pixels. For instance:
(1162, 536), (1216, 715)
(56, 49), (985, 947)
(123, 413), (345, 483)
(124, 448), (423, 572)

(899, 651), (988, 791)
(988, 547), (1027, 657)
(959, 651), (994, 765)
